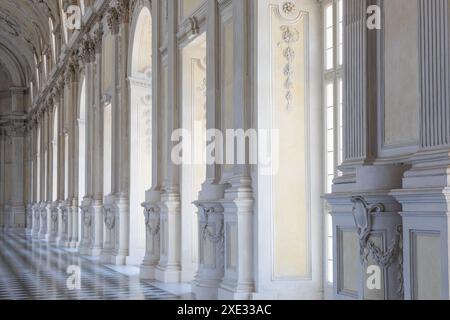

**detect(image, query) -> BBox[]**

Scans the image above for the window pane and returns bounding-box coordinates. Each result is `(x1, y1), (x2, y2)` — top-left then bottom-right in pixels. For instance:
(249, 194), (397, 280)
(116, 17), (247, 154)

(327, 129), (334, 152)
(327, 152), (334, 174)
(326, 27), (334, 49)
(327, 236), (333, 259)
(326, 48), (334, 70)
(325, 4), (333, 28)
(326, 83), (334, 107)
(327, 214), (333, 236)
(327, 106), (334, 130)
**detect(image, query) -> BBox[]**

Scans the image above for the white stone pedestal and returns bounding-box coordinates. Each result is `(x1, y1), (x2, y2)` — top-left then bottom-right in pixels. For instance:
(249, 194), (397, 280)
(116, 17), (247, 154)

(88, 199), (104, 256)
(140, 190), (161, 280)
(155, 191), (181, 283)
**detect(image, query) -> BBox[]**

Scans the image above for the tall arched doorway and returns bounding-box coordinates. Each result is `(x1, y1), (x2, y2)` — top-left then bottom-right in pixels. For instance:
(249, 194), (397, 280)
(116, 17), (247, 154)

(128, 7), (153, 265)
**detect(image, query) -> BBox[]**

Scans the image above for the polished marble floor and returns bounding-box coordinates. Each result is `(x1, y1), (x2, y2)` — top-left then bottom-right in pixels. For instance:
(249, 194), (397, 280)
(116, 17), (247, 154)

(0, 229), (189, 300)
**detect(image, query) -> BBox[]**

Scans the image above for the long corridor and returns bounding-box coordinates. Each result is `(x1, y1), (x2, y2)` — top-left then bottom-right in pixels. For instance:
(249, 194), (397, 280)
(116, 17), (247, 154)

(0, 230), (185, 300)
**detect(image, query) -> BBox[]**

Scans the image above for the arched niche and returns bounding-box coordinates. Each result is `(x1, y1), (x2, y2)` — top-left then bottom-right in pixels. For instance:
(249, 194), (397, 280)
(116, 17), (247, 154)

(127, 4), (153, 265)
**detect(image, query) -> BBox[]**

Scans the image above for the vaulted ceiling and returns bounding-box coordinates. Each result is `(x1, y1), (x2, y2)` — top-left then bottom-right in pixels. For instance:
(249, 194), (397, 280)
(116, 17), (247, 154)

(0, 0), (62, 88)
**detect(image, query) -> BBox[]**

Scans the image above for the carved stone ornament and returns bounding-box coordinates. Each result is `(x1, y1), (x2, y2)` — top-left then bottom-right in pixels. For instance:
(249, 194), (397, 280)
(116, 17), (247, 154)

(198, 206), (224, 246)
(51, 210), (58, 222)
(279, 1), (302, 21)
(107, 6), (120, 34)
(83, 209), (92, 227)
(117, 0), (130, 24)
(61, 209), (68, 223)
(351, 196), (404, 295)
(144, 206), (160, 236)
(103, 208), (115, 230)
(278, 25), (299, 111)
(93, 23), (104, 54)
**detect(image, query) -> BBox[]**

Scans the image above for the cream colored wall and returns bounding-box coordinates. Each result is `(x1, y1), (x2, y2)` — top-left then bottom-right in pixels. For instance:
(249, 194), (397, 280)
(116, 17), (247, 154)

(384, 0), (420, 147)
(271, 7), (308, 279)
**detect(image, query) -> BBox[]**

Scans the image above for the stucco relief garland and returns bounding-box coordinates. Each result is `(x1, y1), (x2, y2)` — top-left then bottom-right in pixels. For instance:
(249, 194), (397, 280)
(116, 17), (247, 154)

(278, 25), (300, 111)
(351, 196), (404, 295)
(198, 206), (225, 263)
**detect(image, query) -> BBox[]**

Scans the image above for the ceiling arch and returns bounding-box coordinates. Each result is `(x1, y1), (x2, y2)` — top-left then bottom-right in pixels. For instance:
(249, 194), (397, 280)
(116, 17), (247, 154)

(0, 0), (63, 87)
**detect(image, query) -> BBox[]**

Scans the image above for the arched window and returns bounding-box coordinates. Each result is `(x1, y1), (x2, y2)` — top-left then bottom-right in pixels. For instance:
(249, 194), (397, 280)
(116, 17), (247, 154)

(128, 7), (153, 264)
(180, 33), (207, 276)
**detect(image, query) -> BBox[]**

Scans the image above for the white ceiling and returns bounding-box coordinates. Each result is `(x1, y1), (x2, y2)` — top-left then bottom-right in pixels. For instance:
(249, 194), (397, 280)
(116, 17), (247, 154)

(0, 0), (62, 88)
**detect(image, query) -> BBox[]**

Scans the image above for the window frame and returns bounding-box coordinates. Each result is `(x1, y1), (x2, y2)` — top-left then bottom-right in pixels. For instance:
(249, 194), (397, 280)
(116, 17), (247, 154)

(322, 0), (344, 288)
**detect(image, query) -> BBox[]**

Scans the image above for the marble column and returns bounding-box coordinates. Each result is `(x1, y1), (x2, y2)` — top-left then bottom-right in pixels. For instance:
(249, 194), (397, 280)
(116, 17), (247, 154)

(38, 110), (47, 240)
(140, 0), (162, 279)
(111, 0), (131, 265)
(155, 0), (182, 283)
(70, 56), (81, 249)
(217, 0), (254, 300)
(102, 4), (128, 265)
(44, 104), (53, 241)
(56, 78), (67, 247)
(79, 36), (95, 254)
(101, 6), (119, 263)
(192, 0), (227, 299)
(49, 90), (60, 244)
(32, 121), (40, 238)
(88, 22), (105, 257)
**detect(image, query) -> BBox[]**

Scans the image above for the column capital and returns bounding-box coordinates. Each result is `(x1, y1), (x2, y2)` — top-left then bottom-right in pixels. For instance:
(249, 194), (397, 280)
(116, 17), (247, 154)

(106, 6), (120, 35)
(117, 0), (130, 24)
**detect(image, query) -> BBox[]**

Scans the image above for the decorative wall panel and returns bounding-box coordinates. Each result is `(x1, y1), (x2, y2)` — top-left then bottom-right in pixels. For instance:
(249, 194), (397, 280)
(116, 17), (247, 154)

(383, 0), (420, 147)
(271, 2), (309, 279)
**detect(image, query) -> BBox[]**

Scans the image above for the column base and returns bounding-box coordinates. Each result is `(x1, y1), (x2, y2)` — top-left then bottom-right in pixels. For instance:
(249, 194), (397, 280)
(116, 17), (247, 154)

(218, 287), (253, 300)
(140, 264), (157, 280)
(87, 247), (102, 256)
(69, 241), (78, 249)
(100, 252), (126, 265)
(48, 235), (58, 244)
(155, 266), (181, 283)
(218, 278), (254, 300)
(192, 280), (220, 300)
